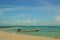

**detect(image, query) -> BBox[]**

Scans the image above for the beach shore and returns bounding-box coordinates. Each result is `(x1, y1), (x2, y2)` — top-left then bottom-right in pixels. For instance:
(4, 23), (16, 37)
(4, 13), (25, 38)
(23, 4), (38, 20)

(0, 31), (59, 40)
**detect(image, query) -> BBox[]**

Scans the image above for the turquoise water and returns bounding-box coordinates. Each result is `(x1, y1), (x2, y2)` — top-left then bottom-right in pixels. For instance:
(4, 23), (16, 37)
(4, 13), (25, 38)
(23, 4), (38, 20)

(1, 26), (60, 38)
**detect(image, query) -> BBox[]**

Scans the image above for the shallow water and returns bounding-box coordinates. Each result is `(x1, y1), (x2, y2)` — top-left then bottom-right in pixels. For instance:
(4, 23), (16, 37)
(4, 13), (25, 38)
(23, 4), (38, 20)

(1, 26), (60, 38)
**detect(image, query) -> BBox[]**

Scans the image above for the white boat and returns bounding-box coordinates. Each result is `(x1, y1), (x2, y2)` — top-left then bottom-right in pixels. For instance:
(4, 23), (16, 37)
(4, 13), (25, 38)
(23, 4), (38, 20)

(17, 28), (39, 32)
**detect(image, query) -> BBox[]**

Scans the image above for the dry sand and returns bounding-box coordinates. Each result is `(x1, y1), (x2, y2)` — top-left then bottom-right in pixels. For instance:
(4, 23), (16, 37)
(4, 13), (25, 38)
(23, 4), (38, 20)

(0, 31), (60, 40)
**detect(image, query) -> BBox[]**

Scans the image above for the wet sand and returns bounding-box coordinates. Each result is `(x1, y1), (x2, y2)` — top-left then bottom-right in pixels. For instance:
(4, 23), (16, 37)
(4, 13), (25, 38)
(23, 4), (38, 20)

(0, 31), (60, 40)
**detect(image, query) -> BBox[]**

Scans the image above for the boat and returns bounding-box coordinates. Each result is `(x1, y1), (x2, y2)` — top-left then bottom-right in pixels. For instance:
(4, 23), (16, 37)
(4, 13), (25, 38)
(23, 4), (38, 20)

(17, 28), (39, 32)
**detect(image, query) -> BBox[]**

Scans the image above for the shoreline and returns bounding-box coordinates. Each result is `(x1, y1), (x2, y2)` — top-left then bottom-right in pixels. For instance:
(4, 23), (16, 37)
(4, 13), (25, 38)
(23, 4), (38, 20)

(0, 31), (60, 40)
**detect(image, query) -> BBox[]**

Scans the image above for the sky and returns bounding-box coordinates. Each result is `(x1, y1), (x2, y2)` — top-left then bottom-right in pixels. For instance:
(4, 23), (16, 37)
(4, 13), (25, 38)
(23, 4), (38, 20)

(0, 0), (60, 26)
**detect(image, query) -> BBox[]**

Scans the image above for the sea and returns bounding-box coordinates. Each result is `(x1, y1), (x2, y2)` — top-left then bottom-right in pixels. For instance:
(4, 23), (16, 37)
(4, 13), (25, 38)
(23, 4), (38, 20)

(0, 26), (60, 38)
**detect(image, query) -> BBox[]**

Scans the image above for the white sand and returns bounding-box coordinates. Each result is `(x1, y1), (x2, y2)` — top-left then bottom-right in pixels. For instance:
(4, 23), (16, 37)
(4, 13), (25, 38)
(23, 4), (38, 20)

(0, 31), (60, 40)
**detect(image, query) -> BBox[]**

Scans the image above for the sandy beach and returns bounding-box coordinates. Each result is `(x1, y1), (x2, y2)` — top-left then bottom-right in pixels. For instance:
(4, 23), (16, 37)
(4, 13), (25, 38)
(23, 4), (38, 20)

(0, 31), (59, 40)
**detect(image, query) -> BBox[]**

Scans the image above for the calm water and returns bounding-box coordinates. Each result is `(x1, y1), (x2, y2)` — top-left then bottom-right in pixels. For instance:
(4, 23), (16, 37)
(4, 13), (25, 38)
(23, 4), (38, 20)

(1, 26), (60, 38)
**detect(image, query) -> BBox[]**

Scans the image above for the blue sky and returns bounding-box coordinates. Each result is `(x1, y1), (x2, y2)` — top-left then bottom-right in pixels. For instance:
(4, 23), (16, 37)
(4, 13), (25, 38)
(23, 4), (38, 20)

(0, 0), (60, 26)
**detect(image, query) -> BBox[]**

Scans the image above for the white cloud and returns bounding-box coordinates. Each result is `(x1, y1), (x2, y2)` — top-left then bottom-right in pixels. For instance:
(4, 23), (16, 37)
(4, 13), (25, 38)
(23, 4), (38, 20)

(3, 21), (8, 24)
(22, 20), (31, 26)
(56, 16), (60, 21)
(22, 19), (38, 25)
(22, 20), (31, 24)
(32, 20), (37, 23)
(12, 20), (21, 25)
(45, 16), (60, 26)
(49, 16), (60, 26)
(16, 20), (21, 23)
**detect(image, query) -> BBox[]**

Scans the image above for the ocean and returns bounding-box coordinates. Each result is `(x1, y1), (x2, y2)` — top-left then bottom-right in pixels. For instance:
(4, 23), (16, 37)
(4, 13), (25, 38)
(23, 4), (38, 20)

(0, 26), (60, 38)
